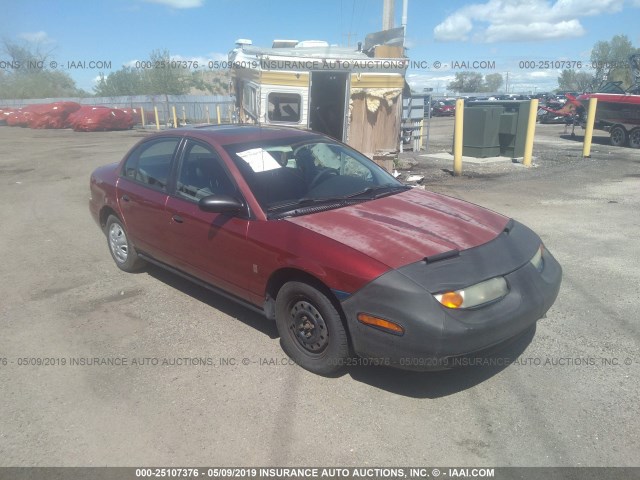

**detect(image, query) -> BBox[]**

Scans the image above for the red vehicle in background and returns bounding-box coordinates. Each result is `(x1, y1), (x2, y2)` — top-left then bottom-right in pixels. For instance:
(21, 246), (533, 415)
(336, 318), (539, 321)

(577, 80), (640, 148)
(431, 99), (456, 116)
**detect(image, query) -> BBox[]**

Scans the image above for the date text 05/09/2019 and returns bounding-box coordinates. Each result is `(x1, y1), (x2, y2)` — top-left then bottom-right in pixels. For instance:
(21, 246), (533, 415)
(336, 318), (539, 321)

(134, 467), (496, 478)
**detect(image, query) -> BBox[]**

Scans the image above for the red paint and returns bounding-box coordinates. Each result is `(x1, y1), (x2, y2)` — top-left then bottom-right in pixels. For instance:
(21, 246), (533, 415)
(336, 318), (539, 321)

(287, 188), (508, 268)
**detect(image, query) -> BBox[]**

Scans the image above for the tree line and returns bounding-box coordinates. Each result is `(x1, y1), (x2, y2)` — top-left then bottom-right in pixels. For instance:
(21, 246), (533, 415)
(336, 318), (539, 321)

(447, 72), (504, 94)
(93, 50), (230, 97)
(0, 40), (87, 99)
(447, 35), (638, 94)
(557, 35), (638, 92)
(0, 40), (229, 99)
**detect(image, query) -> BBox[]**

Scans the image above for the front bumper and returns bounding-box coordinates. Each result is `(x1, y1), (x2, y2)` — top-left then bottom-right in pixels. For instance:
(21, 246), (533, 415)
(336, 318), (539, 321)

(341, 220), (562, 371)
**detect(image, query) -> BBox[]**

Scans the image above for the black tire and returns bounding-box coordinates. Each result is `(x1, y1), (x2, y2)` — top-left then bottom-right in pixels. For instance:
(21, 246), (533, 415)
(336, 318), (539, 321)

(275, 281), (349, 375)
(628, 127), (640, 149)
(105, 215), (146, 272)
(610, 125), (628, 147)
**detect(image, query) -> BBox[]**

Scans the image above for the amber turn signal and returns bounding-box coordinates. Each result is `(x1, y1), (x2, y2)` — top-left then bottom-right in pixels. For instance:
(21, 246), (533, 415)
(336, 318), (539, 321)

(357, 313), (404, 335)
(438, 291), (464, 309)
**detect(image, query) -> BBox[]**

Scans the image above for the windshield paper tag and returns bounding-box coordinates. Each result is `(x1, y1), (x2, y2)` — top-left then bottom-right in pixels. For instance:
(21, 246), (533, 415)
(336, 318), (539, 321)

(237, 148), (281, 172)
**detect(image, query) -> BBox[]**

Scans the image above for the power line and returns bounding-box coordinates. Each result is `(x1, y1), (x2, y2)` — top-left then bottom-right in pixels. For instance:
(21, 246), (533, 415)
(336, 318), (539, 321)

(349, 0), (357, 36)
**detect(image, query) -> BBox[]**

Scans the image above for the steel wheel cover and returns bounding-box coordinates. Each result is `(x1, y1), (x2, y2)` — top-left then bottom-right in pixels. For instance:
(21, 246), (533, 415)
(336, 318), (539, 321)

(109, 223), (129, 263)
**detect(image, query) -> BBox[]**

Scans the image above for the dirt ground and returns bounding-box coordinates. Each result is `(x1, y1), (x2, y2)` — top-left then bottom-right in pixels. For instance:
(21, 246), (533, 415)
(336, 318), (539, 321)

(0, 120), (638, 467)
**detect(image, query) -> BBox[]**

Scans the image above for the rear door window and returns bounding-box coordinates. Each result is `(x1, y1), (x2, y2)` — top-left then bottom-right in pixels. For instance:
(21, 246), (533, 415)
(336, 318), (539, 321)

(122, 138), (180, 191)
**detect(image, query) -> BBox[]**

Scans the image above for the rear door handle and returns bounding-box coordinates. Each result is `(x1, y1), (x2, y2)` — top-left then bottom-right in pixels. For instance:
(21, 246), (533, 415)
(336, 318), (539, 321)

(121, 195), (130, 202)
(172, 215), (184, 224)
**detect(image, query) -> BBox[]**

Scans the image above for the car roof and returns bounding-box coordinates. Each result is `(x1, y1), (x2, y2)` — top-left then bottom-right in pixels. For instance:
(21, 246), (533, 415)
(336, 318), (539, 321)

(145, 124), (320, 146)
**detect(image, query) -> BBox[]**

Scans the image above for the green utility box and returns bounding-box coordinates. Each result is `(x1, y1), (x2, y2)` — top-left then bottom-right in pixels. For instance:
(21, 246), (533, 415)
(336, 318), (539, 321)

(465, 100), (531, 158)
(462, 106), (503, 157)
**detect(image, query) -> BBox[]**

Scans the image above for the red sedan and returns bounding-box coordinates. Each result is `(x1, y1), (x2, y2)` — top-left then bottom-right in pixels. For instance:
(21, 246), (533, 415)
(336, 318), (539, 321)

(431, 99), (456, 117)
(90, 125), (561, 375)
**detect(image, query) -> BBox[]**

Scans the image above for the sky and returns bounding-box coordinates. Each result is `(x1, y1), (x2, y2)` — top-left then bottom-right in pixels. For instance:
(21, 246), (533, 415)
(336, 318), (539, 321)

(2, 0), (640, 95)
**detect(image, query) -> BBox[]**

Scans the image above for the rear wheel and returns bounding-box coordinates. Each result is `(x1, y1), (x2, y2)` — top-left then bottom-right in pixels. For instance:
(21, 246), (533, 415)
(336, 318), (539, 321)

(628, 127), (640, 149)
(275, 281), (349, 375)
(105, 215), (145, 272)
(610, 125), (628, 147)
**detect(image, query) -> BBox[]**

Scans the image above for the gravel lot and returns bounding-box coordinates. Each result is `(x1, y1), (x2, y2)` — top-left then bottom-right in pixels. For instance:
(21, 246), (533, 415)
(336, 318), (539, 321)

(0, 120), (638, 467)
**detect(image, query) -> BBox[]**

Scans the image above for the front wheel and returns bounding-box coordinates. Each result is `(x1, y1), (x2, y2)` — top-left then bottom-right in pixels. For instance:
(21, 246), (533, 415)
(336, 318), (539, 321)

(275, 281), (349, 375)
(105, 215), (146, 272)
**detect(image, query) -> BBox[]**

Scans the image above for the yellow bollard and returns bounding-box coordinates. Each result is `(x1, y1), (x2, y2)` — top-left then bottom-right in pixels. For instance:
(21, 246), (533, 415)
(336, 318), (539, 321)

(206, 105), (210, 124)
(582, 97), (598, 158)
(453, 98), (464, 176)
(154, 106), (160, 130)
(140, 106), (145, 127)
(216, 105), (221, 125)
(182, 106), (186, 125)
(522, 99), (539, 167)
(172, 106), (178, 128)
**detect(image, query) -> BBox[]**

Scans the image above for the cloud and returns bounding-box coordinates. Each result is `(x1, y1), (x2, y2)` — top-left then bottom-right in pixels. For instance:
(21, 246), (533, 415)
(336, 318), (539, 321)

(404, 38), (416, 49)
(433, 14), (473, 42)
(405, 73), (457, 93)
(207, 52), (228, 62)
(483, 20), (585, 42)
(18, 31), (53, 44)
(529, 71), (556, 78)
(407, 73), (456, 83)
(503, 70), (560, 90)
(123, 59), (141, 68)
(549, 0), (623, 18)
(143, 0), (204, 8)
(434, 0), (624, 43)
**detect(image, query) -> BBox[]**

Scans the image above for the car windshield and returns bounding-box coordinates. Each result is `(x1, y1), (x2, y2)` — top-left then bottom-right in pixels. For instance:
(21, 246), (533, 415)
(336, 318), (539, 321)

(223, 136), (408, 217)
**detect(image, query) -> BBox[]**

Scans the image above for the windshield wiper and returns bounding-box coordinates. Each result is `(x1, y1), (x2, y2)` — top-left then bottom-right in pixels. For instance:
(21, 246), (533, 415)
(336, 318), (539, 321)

(266, 184), (410, 217)
(266, 196), (344, 212)
(344, 184), (410, 200)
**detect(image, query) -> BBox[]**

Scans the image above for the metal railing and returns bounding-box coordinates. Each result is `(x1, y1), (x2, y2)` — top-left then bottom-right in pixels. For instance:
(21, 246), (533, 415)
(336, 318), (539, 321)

(0, 94), (236, 126)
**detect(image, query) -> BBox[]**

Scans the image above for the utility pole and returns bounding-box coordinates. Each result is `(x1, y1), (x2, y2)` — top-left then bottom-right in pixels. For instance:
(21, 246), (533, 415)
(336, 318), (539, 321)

(382, 0), (395, 30)
(401, 0), (408, 45)
(401, 0), (408, 29)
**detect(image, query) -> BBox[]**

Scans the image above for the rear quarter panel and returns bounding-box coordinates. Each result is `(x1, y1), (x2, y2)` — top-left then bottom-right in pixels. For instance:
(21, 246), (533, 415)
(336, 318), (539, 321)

(89, 162), (121, 228)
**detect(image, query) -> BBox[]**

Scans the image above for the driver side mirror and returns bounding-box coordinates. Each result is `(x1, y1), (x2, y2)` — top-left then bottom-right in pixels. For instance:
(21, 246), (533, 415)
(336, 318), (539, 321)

(198, 194), (245, 214)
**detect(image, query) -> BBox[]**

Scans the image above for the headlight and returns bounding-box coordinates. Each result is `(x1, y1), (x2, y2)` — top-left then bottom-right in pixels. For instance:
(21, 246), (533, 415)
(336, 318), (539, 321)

(434, 277), (509, 309)
(530, 244), (544, 272)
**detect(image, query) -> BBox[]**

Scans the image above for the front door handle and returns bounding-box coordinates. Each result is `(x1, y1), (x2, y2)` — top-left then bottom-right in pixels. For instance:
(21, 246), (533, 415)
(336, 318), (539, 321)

(121, 194), (130, 202)
(172, 215), (184, 224)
